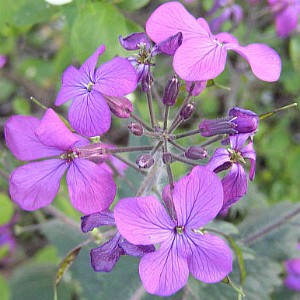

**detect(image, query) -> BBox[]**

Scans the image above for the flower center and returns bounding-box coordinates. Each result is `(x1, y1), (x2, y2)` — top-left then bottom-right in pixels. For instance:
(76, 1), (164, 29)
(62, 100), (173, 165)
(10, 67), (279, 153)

(60, 150), (78, 162)
(213, 37), (224, 47)
(228, 148), (246, 164)
(175, 225), (185, 235)
(86, 82), (94, 92)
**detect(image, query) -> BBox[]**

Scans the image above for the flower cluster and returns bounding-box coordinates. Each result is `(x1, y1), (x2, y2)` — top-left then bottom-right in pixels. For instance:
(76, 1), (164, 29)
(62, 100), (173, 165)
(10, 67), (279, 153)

(4, 1), (286, 297)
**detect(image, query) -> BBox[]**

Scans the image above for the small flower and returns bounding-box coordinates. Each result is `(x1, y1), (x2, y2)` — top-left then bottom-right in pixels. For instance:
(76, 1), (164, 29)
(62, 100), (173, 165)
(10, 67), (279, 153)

(146, 2), (281, 82)
(55, 45), (137, 137)
(206, 133), (256, 212)
(119, 32), (182, 92)
(268, 0), (300, 38)
(5, 109), (116, 214)
(0, 55), (7, 69)
(284, 257), (300, 291)
(114, 166), (233, 296)
(81, 211), (155, 272)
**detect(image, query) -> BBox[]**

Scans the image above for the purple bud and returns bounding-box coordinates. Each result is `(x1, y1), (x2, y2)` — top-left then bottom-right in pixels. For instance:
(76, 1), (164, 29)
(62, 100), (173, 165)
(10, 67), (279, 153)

(185, 146), (208, 160)
(180, 103), (195, 120)
(199, 116), (238, 137)
(81, 211), (115, 233)
(162, 75), (180, 106)
(162, 153), (173, 164)
(229, 107), (259, 133)
(103, 95), (133, 118)
(77, 143), (110, 164)
(136, 154), (154, 169)
(141, 72), (153, 93)
(128, 122), (144, 136)
(119, 33), (151, 51)
(151, 32), (183, 56)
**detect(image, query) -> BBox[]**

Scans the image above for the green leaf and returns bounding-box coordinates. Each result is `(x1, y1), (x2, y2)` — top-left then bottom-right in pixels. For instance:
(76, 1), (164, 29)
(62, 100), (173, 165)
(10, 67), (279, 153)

(117, 0), (151, 11)
(9, 263), (74, 300)
(0, 274), (10, 300)
(70, 2), (130, 63)
(290, 36), (300, 72)
(0, 79), (16, 104)
(0, 193), (14, 225)
(13, 0), (59, 27)
(12, 97), (31, 115)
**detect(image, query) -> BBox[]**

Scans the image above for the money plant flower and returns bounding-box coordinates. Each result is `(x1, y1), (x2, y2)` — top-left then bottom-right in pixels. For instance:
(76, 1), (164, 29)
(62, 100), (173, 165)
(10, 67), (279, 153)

(146, 1), (281, 82)
(5, 108), (116, 214)
(81, 210), (155, 272)
(55, 44), (137, 137)
(114, 166), (233, 296)
(206, 133), (256, 213)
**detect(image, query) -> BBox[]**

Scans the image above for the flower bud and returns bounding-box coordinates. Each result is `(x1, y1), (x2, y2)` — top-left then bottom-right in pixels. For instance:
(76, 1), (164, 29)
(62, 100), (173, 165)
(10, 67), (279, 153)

(103, 95), (133, 118)
(162, 153), (173, 164)
(77, 143), (110, 164)
(128, 122), (144, 136)
(229, 107), (259, 133)
(180, 103), (195, 120)
(199, 116), (237, 137)
(162, 75), (180, 106)
(185, 146), (208, 160)
(136, 154), (154, 169)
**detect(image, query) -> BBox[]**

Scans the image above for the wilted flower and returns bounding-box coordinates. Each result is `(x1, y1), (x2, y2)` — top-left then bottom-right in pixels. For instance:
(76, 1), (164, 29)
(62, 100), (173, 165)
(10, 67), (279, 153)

(207, 133), (256, 212)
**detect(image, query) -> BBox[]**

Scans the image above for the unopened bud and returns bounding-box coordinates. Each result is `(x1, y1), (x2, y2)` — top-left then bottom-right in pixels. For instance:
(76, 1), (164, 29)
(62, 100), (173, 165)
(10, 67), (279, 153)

(103, 95), (133, 118)
(77, 143), (110, 164)
(128, 122), (144, 136)
(229, 107), (258, 133)
(199, 116), (238, 137)
(136, 154), (154, 169)
(162, 75), (180, 106)
(185, 146), (208, 160)
(141, 72), (153, 93)
(180, 103), (195, 120)
(162, 153), (173, 164)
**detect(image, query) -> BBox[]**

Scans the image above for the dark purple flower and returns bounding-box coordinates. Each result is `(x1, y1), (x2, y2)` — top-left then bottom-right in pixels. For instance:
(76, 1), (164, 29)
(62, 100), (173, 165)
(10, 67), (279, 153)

(55, 44), (137, 137)
(114, 166), (233, 296)
(284, 257), (300, 291)
(146, 2), (281, 82)
(81, 211), (155, 272)
(120, 32), (182, 92)
(268, 0), (300, 38)
(206, 133), (256, 212)
(5, 109), (116, 214)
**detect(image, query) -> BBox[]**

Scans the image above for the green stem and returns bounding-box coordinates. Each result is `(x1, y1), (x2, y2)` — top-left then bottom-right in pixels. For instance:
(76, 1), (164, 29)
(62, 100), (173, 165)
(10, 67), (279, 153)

(242, 203), (300, 245)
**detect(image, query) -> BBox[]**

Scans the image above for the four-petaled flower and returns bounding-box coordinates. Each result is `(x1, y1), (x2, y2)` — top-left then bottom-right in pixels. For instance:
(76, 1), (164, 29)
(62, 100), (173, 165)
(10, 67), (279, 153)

(114, 166), (233, 296)
(5, 109), (116, 214)
(207, 133), (256, 213)
(146, 2), (281, 82)
(55, 44), (137, 137)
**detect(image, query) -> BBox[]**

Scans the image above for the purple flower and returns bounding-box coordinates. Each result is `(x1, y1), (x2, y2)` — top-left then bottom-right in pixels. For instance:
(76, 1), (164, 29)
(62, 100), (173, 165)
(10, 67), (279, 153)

(81, 211), (155, 272)
(119, 32), (182, 92)
(146, 2), (281, 82)
(206, 133), (256, 212)
(55, 45), (137, 137)
(114, 166), (233, 296)
(284, 257), (300, 291)
(268, 0), (300, 38)
(0, 55), (7, 68)
(5, 109), (116, 214)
